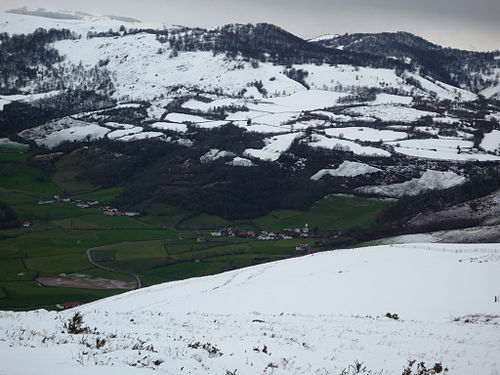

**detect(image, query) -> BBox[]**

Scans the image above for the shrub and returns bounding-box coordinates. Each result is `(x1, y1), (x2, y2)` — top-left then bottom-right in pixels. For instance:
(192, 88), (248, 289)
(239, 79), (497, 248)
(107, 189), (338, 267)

(64, 312), (90, 334)
(402, 360), (448, 375)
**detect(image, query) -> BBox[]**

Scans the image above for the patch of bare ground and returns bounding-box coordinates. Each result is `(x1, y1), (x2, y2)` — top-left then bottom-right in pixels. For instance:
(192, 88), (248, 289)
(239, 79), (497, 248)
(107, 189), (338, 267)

(36, 277), (136, 290)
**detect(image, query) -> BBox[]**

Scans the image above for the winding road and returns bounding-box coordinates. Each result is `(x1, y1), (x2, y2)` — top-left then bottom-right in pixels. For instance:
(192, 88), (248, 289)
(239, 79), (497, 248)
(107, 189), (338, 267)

(86, 246), (142, 289)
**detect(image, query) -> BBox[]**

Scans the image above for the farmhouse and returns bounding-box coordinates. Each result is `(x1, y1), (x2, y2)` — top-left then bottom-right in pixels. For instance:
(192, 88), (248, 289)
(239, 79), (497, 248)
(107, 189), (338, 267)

(295, 243), (310, 252)
(56, 301), (81, 309)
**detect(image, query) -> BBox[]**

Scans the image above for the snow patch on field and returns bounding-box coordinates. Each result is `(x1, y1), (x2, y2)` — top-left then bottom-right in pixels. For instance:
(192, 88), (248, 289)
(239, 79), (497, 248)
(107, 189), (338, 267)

(372, 93), (413, 105)
(312, 111), (354, 122)
(225, 156), (255, 167)
(244, 132), (303, 161)
(163, 113), (208, 123)
(356, 170), (466, 197)
(390, 138), (500, 161)
(311, 161), (381, 180)
(150, 122), (188, 133)
(0, 90), (60, 110)
(324, 127), (407, 142)
(200, 149), (235, 163)
(480, 130), (500, 153)
(117, 132), (165, 142)
(107, 126), (143, 140)
(182, 98), (242, 111)
(307, 134), (391, 157)
(344, 104), (438, 123)
(18, 117), (110, 148)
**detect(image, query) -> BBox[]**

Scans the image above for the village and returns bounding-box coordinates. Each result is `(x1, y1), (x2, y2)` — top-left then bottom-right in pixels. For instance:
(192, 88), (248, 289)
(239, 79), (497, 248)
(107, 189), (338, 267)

(37, 195), (140, 216)
(197, 224), (312, 252)
(20, 195), (141, 229)
(26, 196), (312, 252)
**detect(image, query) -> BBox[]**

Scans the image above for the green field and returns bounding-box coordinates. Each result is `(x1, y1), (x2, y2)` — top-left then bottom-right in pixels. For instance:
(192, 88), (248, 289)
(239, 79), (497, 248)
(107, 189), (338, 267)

(0, 145), (393, 310)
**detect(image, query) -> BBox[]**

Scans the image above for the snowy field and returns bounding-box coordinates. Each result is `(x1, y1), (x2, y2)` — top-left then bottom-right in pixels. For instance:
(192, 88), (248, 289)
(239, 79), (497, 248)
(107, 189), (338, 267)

(311, 161), (382, 180)
(480, 130), (500, 153)
(307, 134), (391, 157)
(390, 138), (500, 161)
(356, 170), (466, 197)
(244, 132), (303, 161)
(324, 127), (408, 142)
(0, 243), (499, 375)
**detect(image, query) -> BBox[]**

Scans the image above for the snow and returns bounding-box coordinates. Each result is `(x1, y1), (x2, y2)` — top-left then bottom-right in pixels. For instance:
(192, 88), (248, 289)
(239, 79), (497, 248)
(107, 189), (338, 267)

(308, 33), (338, 42)
(200, 149), (235, 163)
(300, 64), (412, 94)
(117, 132), (165, 142)
(0, 90), (60, 110)
(480, 130), (500, 153)
(104, 122), (138, 129)
(356, 170), (466, 197)
(163, 113), (208, 123)
(192, 120), (231, 129)
(0, 11), (145, 36)
(344, 104), (439, 123)
(107, 126), (143, 140)
(481, 84), (500, 99)
(433, 116), (460, 125)
(401, 72), (477, 101)
(307, 134), (391, 157)
(486, 112), (500, 123)
(53, 35), (305, 102)
(264, 90), (347, 111)
(18, 117), (110, 148)
(1, 244), (500, 375)
(225, 157), (255, 167)
(150, 122), (188, 133)
(389, 138), (500, 161)
(182, 98), (242, 112)
(324, 127), (408, 142)
(372, 93), (413, 105)
(414, 126), (440, 136)
(311, 111), (354, 122)
(311, 161), (381, 180)
(244, 132), (303, 161)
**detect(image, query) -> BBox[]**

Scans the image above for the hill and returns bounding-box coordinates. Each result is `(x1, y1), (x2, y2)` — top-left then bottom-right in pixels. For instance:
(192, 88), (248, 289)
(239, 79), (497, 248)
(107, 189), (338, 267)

(311, 31), (500, 98)
(0, 243), (499, 374)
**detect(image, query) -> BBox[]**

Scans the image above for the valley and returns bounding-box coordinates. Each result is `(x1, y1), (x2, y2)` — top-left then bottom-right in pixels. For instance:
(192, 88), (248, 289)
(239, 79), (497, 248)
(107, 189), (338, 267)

(0, 7), (499, 375)
(0, 11), (499, 311)
(0, 141), (391, 310)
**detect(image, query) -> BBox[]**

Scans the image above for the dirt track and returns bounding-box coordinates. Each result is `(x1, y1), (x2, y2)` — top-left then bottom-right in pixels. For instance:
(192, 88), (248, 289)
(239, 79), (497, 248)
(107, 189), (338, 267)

(36, 276), (136, 290)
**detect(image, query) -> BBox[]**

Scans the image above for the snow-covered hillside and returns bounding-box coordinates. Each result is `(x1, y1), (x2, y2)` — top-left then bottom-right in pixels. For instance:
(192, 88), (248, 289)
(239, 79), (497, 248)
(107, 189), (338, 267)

(0, 11), (151, 37)
(2, 11), (499, 168)
(1, 243), (499, 375)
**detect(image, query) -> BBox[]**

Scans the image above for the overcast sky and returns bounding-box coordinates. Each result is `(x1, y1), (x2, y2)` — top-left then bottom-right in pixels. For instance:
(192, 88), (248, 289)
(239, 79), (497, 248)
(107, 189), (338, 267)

(1, 0), (499, 51)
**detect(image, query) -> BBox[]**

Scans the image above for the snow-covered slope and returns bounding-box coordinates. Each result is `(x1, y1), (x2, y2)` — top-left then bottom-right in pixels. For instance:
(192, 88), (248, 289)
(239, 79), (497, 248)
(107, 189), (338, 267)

(356, 170), (466, 197)
(1, 244), (499, 374)
(0, 11), (151, 36)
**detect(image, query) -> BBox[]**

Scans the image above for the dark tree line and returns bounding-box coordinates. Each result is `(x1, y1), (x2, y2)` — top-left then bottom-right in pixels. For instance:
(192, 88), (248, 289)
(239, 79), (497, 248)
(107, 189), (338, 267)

(0, 201), (19, 229)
